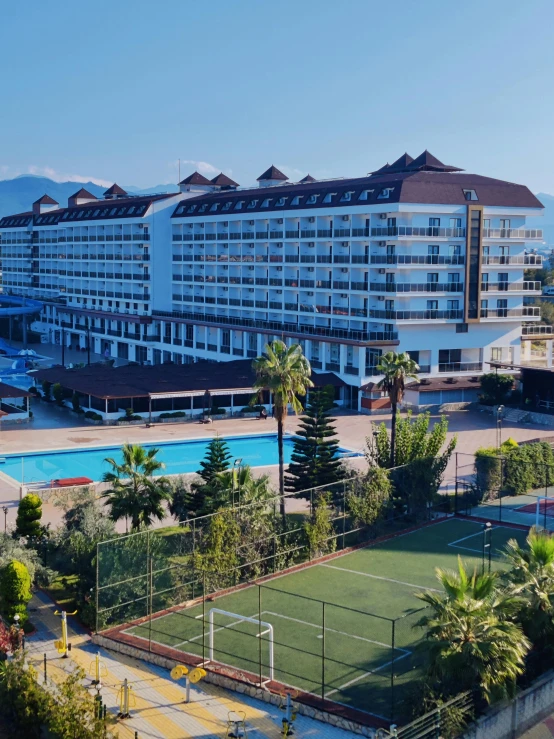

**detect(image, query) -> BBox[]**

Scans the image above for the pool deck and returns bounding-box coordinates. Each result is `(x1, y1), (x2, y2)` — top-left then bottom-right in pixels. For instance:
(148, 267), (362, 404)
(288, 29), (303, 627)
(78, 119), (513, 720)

(1, 362), (554, 532)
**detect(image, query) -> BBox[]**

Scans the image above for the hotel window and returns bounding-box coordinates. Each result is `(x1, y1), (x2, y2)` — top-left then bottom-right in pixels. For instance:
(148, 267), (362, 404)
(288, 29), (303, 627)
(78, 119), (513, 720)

(385, 299), (394, 311)
(483, 219), (490, 230)
(306, 195), (317, 205)
(377, 188), (393, 199)
(448, 273), (460, 283)
(222, 202), (232, 211)
(449, 244), (461, 257)
(498, 272), (509, 290)
(500, 219), (510, 229)
(234, 201), (244, 210)
(427, 300), (438, 311)
(187, 205), (197, 213)
(323, 193), (334, 203)
(210, 204), (219, 212)
(340, 191), (353, 202)
(276, 197), (287, 206)
(447, 299), (459, 310)
(427, 272), (439, 284)
(496, 298), (508, 317)
(463, 189), (478, 201)
(198, 204), (208, 213)
(262, 198), (272, 207)
(247, 200), (258, 209)
(429, 217), (440, 236)
(491, 347), (502, 361)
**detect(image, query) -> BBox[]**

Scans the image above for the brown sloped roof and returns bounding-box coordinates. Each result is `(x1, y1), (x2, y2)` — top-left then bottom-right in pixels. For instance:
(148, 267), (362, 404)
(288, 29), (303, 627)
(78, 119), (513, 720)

(211, 173), (239, 187)
(0, 381), (32, 398)
(103, 183), (127, 196)
(33, 360), (338, 400)
(299, 174), (316, 183)
(179, 171), (213, 186)
(33, 194), (58, 205)
(257, 165), (287, 181)
(69, 188), (97, 200)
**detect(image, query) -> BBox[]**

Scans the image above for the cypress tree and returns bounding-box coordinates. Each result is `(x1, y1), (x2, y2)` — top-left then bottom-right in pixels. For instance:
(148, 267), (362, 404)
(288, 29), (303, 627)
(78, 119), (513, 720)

(285, 387), (342, 495)
(190, 436), (233, 514)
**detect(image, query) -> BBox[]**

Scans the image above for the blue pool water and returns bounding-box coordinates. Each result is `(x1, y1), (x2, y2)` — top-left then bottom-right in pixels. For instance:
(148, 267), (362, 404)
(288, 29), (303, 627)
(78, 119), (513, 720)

(0, 434), (355, 484)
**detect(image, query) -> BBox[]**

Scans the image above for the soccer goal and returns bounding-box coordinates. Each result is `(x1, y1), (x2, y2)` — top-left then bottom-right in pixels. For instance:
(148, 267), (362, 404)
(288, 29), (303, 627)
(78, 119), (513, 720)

(535, 496), (554, 531)
(205, 608), (274, 682)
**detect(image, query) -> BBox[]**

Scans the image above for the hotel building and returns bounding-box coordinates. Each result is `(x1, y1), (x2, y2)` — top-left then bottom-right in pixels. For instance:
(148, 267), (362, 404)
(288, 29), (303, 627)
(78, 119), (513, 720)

(0, 151), (547, 411)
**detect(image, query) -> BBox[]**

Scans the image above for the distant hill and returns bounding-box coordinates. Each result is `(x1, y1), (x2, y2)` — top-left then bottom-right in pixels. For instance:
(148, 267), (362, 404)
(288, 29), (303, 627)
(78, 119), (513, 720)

(528, 193), (554, 249)
(0, 176), (179, 218)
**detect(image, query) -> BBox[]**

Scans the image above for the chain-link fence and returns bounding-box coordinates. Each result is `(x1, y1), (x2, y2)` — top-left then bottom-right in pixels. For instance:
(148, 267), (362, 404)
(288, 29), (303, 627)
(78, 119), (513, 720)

(454, 451), (554, 531)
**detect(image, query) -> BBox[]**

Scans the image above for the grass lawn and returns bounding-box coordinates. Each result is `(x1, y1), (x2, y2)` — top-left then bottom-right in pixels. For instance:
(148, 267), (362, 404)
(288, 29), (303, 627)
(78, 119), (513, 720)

(125, 517), (528, 722)
(42, 573), (80, 610)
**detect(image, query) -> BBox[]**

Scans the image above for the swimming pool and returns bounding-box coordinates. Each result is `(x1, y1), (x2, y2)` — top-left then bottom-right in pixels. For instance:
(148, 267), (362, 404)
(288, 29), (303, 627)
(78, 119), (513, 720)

(0, 434), (357, 484)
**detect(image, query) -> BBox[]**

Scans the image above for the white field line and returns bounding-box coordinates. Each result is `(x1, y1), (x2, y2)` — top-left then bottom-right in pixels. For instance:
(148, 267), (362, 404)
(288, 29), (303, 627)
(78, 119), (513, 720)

(325, 651), (412, 698)
(263, 611), (410, 654)
(174, 613), (260, 649)
(447, 524), (525, 555)
(319, 563), (441, 593)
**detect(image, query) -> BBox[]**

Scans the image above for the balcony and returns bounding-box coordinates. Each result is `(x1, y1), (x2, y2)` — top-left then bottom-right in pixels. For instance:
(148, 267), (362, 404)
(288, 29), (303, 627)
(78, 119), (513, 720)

(522, 324), (554, 338)
(480, 281), (541, 292)
(326, 362), (340, 372)
(371, 226), (466, 239)
(370, 282), (464, 293)
(439, 362), (482, 373)
(370, 255), (465, 266)
(480, 307), (540, 319)
(269, 231), (284, 239)
(370, 309), (463, 321)
(352, 228), (370, 237)
(300, 230), (316, 238)
(344, 365), (359, 375)
(152, 309), (399, 344)
(317, 229), (332, 238)
(482, 228), (543, 240)
(334, 229), (351, 238)
(482, 255), (543, 266)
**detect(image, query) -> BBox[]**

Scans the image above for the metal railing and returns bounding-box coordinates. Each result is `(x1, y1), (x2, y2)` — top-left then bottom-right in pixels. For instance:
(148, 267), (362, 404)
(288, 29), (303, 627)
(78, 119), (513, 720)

(371, 226), (466, 238)
(482, 228), (543, 239)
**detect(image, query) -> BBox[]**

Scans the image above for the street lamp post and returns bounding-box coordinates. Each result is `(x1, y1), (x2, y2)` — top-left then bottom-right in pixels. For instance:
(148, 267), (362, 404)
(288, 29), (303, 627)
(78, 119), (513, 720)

(496, 405), (505, 449)
(233, 458), (243, 508)
(2, 506), (7, 533)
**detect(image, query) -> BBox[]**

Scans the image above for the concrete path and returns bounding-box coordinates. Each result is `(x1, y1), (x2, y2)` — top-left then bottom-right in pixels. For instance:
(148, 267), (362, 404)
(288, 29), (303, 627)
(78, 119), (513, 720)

(27, 590), (354, 739)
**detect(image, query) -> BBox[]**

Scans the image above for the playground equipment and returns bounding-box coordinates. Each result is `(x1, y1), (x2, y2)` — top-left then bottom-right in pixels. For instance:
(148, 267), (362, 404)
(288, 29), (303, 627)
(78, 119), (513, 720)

(170, 663), (206, 703)
(89, 651), (108, 686)
(53, 609), (77, 658)
(117, 678), (135, 719)
(227, 710), (247, 738)
(280, 692), (298, 736)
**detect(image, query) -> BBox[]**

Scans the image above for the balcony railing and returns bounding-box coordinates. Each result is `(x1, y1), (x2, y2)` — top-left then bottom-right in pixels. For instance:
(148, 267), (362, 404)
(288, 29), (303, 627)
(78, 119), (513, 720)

(371, 226), (466, 238)
(439, 362), (482, 373)
(369, 309), (463, 321)
(370, 255), (465, 266)
(482, 255), (543, 266)
(522, 324), (554, 337)
(482, 228), (543, 240)
(152, 309), (398, 343)
(370, 282), (464, 293)
(480, 307), (540, 318)
(480, 281), (541, 292)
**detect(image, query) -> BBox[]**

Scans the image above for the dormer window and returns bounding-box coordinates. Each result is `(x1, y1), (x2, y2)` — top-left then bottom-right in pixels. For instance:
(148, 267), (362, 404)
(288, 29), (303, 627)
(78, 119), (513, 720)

(187, 205), (197, 213)
(377, 187), (394, 199)
(340, 191), (354, 202)
(262, 198), (272, 207)
(62, 213), (69, 220)
(291, 196), (303, 206)
(117, 207), (126, 216)
(323, 193), (336, 204)
(210, 203), (219, 212)
(463, 189), (478, 201)
(276, 197), (288, 207)
(306, 194), (319, 205)
(247, 199), (258, 209)
(198, 204), (208, 213)
(358, 189), (374, 201)
(109, 208), (117, 216)
(136, 205), (146, 215)
(128, 206), (135, 214)
(234, 201), (245, 210)
(222, 202), (232, 211)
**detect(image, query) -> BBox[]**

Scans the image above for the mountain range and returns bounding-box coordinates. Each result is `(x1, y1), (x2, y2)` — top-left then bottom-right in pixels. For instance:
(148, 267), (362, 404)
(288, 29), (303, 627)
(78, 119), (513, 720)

(0, 176), (178, 218)
(0, 175), (553, 249)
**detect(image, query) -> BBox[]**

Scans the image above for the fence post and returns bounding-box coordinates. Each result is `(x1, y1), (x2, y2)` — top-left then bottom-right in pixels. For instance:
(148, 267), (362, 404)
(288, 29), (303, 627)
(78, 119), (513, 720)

(43, 653), (47, 684)
(390, 619), (396, 722)
(202, 573), (206, 663)
(342, 482), (346, 550)
(148, 555), (153, 653)
(321, 601), (326, 701)
(454, 452), (458, 515)
(95, 542), (100, 635)
(258, 586), (263, 686)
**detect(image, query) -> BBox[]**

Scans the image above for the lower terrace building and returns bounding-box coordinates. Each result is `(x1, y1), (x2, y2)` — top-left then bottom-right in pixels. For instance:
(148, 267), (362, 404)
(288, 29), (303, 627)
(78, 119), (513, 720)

(0, 152), (551, 411)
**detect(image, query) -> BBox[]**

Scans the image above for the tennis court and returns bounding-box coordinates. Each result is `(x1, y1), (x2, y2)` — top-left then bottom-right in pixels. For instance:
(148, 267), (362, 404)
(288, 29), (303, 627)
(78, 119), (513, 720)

(123, 517), (528, 721)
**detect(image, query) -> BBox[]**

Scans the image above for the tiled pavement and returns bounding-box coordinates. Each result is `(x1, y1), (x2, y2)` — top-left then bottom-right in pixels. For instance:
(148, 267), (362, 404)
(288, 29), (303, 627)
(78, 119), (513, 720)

(521, 716), (554, 738)
(27, 591), (357, 739)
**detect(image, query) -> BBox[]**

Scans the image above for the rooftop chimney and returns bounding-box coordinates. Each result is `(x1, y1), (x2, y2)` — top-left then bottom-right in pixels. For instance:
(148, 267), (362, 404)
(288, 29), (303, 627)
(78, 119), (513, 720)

(32, 194), (59, 215)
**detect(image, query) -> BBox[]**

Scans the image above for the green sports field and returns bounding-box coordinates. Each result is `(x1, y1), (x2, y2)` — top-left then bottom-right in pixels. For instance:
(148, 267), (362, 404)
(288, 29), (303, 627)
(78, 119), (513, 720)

(125, 518), (528, 721)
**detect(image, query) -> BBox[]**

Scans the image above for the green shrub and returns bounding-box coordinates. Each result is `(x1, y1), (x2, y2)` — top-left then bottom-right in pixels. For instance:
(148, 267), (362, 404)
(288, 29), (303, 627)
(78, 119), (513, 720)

(479, 373), (515, 405)
(52, 383), (65, 406)
(15, 494), (42, 538)
(41, 380), (52, 402)
(240, 405), (264, 413)
(117, 413), (142, 422)
(210, 407), (226, 415)
(159, 411), (187, 419)
(71, 391), (81, 413)
(84, 411), (102, 421)
(0, 560), (32, 624)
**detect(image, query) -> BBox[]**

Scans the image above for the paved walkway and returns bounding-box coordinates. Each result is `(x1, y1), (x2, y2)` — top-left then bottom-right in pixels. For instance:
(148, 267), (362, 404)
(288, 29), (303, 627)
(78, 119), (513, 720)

(27, 591), (354, 739)
(521, 715), (554, 738)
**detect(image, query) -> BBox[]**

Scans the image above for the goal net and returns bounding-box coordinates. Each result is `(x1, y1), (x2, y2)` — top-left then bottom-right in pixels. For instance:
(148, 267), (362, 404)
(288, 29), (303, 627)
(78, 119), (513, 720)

(205, 608), (274, 683)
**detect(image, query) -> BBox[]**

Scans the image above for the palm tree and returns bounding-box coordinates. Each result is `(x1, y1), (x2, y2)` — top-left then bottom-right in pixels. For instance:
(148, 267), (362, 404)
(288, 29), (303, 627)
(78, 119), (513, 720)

(252, 340), (313, 523)
(376, 351), (419, 467)
(215, 464), (273, 507)
(416, 557), (530, 703)
(101, 443), (171, 532)
(503, 528), (554, 649)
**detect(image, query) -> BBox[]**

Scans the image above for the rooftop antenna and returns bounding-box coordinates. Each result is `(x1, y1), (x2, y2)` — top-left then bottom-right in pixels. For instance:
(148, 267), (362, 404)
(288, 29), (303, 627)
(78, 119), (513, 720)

(178, 158), (181, 184)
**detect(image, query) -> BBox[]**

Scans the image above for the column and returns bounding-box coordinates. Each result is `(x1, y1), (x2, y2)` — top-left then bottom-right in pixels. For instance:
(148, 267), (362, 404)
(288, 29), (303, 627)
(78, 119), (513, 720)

(521, 341), (531, 364)
(339, 343), (347, 373)
(430, 347), (440, 375)
(547, 339), (553, 369)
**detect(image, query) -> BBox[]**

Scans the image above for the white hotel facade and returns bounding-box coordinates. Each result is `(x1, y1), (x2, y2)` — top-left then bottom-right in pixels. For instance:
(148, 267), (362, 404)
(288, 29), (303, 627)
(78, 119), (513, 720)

(0, 151), (548, 411)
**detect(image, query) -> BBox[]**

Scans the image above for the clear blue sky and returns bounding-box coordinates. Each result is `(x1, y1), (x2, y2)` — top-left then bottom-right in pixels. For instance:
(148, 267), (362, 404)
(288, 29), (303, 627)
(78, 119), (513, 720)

(1, 0), (554, 192)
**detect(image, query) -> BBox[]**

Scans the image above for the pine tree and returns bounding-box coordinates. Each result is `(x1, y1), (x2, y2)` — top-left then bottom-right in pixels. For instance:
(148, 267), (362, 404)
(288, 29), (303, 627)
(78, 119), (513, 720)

(285, 387), (342, 495)
(190, 436), (233, 515)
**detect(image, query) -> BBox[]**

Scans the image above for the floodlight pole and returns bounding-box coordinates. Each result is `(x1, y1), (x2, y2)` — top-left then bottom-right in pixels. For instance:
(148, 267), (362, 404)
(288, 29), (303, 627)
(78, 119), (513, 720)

(482, 522), (492, 574)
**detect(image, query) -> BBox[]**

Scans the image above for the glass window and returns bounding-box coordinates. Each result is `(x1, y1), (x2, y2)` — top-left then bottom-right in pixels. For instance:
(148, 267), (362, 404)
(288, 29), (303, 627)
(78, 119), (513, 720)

(429, 218), (440, 227)
(427, 300), (438, 310)
(450, 218), (462, 228)
(427, 272), (439, 283)
(447, 299), (459, 310)
(428, 245), (439, 255)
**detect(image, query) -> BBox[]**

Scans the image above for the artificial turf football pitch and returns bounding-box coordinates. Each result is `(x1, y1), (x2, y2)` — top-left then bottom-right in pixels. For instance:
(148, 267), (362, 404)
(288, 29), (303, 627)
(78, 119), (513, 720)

(124, 518), (528, 721)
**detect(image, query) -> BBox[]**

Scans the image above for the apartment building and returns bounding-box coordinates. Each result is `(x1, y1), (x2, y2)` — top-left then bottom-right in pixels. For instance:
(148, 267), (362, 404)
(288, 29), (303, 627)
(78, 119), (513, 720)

(0, 151), (547, 411)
